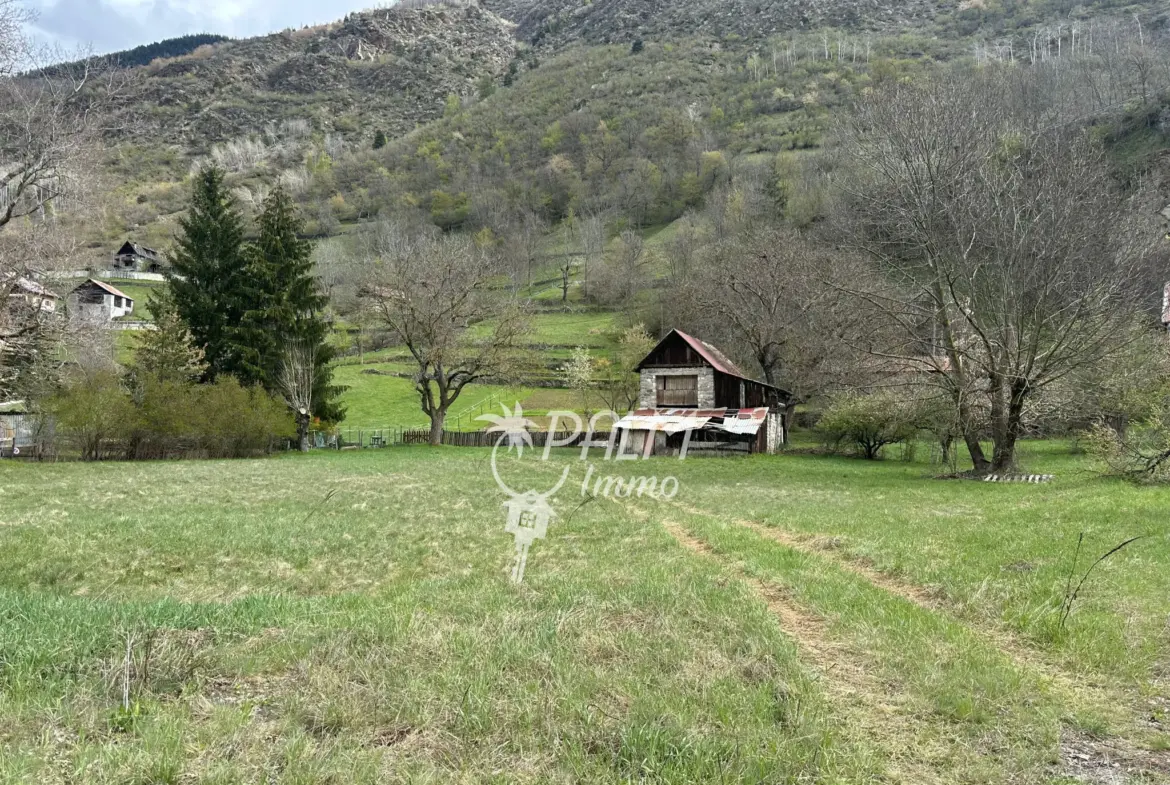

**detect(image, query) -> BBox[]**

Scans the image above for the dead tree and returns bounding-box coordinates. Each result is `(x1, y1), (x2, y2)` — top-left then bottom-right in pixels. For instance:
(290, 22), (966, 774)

(0, 7), (116, 399)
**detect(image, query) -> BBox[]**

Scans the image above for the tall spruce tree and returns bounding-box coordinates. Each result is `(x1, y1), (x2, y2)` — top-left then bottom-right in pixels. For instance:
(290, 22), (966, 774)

(237, 187), (344, 424)
(168, 166), (247, 381)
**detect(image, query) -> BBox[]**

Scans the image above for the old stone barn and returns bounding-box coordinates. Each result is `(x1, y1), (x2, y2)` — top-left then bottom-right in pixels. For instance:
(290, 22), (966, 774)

(615, 329), (790, 456)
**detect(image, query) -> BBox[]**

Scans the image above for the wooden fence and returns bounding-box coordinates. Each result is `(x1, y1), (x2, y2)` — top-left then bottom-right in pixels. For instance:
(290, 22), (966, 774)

(332, 428), (611, 450)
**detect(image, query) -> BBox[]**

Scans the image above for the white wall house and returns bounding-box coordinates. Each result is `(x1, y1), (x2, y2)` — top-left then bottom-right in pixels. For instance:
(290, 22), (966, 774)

(69, 279), (134, 322)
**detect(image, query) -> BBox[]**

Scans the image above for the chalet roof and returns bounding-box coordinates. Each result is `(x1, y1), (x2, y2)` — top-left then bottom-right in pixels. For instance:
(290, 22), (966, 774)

(116, 241), (161, 261)
(673, 329), (747, 377)
(73, 278), (132, 300)
(639, 328), (790, 397)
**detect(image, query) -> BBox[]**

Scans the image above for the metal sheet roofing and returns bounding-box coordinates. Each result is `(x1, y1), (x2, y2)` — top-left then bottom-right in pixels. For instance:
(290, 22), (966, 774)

(639, 329), (791, 398)
(672, 329), (748, 378)
(614, 411), (714, 433)
(615, 407), (770, 435)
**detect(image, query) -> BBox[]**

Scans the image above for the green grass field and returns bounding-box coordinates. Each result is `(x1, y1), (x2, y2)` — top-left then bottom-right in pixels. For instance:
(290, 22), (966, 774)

(0, 441), (1166, 783)
(330, 310), (623, 429)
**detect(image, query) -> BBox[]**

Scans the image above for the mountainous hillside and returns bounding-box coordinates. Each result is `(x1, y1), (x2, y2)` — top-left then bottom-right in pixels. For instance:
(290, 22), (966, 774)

(75, 0), (1170, 256)
(482, 0), (956, 46)
(482, 0), (1170, 47)
(111, 2), (518, 148)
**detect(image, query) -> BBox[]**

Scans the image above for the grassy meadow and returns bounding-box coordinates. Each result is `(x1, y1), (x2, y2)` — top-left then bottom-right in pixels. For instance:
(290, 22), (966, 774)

(0, 441), (1167, 783)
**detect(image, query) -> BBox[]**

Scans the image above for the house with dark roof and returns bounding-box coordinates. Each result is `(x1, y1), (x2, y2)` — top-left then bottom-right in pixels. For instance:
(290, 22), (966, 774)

(615, 329), (792, 456)
(68, 279), (134, 322)
(113, 241), (165, 274)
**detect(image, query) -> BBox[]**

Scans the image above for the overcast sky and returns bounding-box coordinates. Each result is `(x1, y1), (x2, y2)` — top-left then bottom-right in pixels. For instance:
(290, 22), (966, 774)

(27, 0), (384, 55)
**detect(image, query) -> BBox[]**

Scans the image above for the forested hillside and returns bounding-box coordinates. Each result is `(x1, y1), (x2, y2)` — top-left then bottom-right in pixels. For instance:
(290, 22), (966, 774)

(60, 0), (1165, 262)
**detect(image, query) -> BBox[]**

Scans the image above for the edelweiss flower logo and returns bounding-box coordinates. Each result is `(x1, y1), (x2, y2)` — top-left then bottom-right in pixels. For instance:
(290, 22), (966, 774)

(477, 403), (538, 458)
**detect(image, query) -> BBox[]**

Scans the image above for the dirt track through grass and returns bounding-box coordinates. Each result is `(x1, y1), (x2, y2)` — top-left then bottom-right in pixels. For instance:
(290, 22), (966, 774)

(645, 497), (1170, 784)
(657, 517), (955, 784)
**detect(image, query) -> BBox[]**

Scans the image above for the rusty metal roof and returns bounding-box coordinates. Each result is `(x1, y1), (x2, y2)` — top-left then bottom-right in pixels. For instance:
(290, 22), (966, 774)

(616, 411), (715, 433)
(672, 329), (747, 377)
(640, 329), (791, 398)
(617, 407), (770, 435)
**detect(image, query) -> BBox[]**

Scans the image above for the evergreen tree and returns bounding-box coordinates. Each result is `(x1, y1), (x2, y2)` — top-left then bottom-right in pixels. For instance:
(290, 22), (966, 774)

(237, 187), (344, 423)
(168, 166), (247, 381)
(132, 291), (207, 383)
(372, 129), (387, 150)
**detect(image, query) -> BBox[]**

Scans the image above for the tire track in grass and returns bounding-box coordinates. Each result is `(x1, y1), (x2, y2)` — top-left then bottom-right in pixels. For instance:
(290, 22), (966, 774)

(670, 500), (1100, 683)
(650, 515), (953, 785)
(662, 499), (1170, 784)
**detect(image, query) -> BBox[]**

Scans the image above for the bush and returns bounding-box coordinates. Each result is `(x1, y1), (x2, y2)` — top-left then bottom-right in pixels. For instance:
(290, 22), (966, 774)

(819, 391), (917, 460)
(1084, 415), (1170, 483)
(197, 377), (295, 458)
(47, 371), (135, 461)
(47, 374), (294, 461)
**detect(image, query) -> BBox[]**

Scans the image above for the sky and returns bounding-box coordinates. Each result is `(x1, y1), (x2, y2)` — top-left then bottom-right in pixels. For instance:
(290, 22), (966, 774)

(26, 0), (384, 55)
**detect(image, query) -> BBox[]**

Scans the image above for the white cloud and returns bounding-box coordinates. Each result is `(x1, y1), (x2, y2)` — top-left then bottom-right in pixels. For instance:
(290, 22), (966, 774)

(27, 0), (387, 55)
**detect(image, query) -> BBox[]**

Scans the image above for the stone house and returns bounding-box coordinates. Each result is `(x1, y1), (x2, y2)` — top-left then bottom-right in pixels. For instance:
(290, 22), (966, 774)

(616, 329), (791, 456)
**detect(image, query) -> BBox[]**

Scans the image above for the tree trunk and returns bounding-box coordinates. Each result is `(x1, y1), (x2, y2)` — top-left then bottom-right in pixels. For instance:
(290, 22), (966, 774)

(297, 414), (311, 453)
(783, 400), (797, 446)
(955, 392), (990, 473)
(428, 409), (446, 446)
(562, 268), (570, 302)
(991, 379), (1028, 472)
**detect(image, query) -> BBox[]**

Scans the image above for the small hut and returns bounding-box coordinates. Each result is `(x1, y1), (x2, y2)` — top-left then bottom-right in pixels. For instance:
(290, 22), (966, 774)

(615, 329), (791, 456)
(69, 279), (134, 322)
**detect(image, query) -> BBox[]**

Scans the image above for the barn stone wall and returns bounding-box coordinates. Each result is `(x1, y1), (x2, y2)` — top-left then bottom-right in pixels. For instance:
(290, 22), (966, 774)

(638, 367), (715, 409)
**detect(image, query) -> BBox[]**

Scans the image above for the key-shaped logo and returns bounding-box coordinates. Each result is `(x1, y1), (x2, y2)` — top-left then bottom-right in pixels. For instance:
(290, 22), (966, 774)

(503, 492), (556, 584)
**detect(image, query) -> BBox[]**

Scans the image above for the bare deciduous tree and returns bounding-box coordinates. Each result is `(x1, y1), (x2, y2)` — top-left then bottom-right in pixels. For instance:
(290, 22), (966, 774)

(279, 342), (317, 452)
(840, 64), (1163, 472)
(366, 221), (529, 445)
(673, 226), (877, 432)
(0, 4), (118, 400)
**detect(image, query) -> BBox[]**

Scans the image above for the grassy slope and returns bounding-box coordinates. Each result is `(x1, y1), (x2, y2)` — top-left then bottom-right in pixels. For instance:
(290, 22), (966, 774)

(334, 310), (622, 429)
(0, 441), (1165, 782)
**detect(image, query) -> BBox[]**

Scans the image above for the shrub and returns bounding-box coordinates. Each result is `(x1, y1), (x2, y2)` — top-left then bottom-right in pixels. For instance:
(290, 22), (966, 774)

(47, 371), (135, 461)
(46, 374), (293, 461)
(196, 377), (295, 458)
(1084, 415), (1170, 483)
(819, 391), (917, 460)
